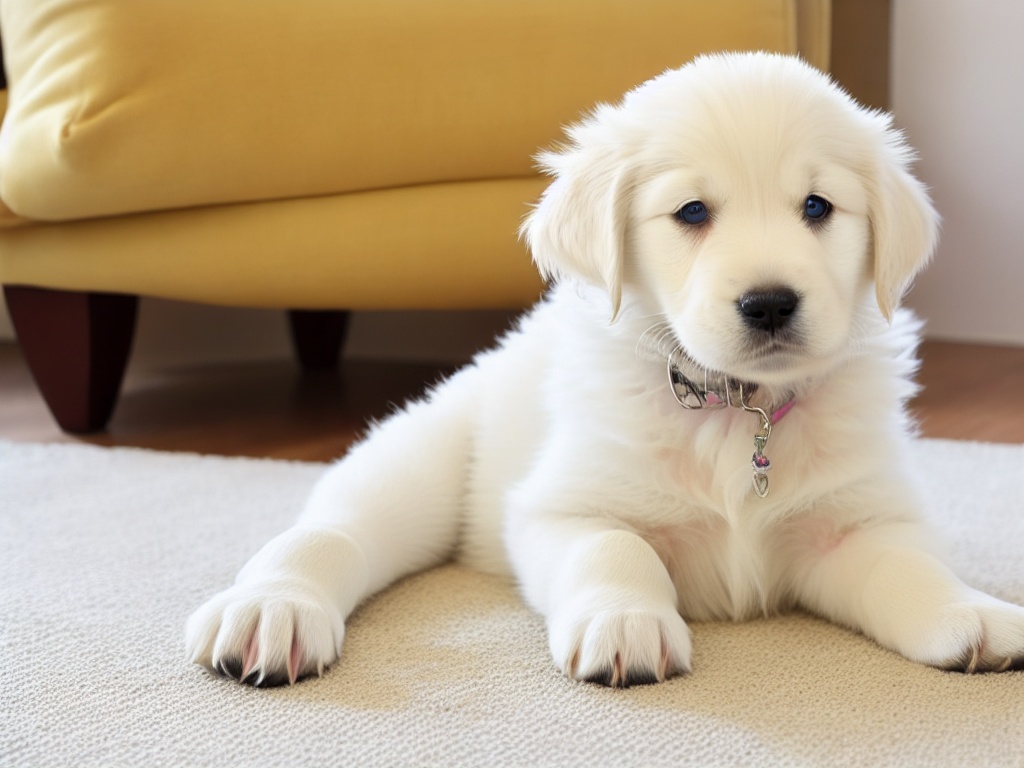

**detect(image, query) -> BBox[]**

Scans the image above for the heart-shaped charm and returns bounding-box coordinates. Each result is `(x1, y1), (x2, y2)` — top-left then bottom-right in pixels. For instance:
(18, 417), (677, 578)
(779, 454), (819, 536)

(752, 472), (770, 498)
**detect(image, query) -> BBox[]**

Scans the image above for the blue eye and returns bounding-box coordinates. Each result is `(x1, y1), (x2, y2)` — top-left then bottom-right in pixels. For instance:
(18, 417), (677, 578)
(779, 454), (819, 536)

(675, 201), (709, 225)
(804, 194), (833, 222)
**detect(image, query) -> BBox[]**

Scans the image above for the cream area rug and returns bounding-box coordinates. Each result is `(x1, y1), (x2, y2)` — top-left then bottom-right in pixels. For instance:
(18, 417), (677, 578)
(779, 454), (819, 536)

(1, 438), (1022, 768)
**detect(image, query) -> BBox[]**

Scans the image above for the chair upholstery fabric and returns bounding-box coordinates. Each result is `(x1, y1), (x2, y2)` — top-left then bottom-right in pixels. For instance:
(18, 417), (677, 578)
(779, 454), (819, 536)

(0, 0), (828, 310)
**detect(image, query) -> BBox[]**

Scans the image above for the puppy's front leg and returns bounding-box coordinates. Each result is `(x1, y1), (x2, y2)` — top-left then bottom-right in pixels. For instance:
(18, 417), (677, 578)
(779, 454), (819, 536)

(510, 517), (692, 687)
(795, 520), (1024, 672)
(187, 368), (481, 685)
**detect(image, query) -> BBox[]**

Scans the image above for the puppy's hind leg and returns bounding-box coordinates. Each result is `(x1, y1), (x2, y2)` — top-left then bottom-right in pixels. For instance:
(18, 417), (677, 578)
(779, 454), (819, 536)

(186, 366), (483, 686)
(793, 518), (1024, 673)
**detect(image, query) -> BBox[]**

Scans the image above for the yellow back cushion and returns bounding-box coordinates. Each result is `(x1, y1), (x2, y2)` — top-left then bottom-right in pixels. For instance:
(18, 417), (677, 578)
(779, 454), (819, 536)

(0, 0), (802, 221)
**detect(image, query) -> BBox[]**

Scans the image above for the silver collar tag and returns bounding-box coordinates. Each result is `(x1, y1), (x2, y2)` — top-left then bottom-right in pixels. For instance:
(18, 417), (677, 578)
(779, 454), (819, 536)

(667, 359), (747, 410)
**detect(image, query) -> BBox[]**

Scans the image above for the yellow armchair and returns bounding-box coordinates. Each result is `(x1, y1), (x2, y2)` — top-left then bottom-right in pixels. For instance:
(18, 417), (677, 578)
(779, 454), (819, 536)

(0, 0), (830, 432)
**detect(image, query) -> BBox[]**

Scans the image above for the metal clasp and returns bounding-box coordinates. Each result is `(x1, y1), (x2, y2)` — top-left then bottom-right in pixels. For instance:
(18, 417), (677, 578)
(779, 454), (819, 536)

(740, 385), (773, 498)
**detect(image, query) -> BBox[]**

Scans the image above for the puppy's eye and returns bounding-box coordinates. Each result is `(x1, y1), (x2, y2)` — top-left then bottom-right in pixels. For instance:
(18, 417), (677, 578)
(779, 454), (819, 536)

(674, 201), (709, 226)
(804, 194), (833, 222)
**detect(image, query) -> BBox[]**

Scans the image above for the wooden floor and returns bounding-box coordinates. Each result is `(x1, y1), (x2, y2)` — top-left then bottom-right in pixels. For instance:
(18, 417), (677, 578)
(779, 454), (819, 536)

(1, 339), (1023, 462)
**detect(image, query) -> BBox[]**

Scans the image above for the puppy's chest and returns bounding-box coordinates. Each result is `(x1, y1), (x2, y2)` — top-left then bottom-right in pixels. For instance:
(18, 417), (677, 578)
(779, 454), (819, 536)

(644, 410), (765, 504)
(631, 513), (787, 621)
(631, 415), (799, 619)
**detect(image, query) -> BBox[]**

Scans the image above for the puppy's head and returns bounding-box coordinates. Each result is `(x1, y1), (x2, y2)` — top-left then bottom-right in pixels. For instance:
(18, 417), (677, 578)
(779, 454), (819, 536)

(522, 52), (938, 386)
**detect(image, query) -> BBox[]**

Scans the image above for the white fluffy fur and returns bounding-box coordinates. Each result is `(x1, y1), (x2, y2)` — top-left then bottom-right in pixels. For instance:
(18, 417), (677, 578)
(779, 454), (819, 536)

(187, 53), (1024, 687)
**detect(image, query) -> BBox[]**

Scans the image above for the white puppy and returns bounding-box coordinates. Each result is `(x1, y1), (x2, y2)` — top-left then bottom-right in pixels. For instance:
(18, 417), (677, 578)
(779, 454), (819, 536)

(187, 52), (1024, 687)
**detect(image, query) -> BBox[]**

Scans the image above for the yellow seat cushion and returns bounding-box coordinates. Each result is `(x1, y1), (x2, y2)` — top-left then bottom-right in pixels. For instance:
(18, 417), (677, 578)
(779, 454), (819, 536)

(0, 0), (805, 222)
(0, 178), (550, 310)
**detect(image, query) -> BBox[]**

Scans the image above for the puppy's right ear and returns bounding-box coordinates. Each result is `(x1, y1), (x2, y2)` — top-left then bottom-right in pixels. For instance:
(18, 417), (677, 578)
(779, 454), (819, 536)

(520, 114), (630, 319)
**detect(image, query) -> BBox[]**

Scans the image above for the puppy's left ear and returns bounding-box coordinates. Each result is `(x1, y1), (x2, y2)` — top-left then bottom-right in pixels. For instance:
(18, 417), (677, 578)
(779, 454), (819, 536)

(869, 119), (941, 320)
(521, 115), (631, 319)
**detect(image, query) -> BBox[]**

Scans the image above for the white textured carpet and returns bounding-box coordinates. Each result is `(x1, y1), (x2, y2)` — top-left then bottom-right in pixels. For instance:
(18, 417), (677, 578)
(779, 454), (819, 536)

(1, 438), (1023, 768)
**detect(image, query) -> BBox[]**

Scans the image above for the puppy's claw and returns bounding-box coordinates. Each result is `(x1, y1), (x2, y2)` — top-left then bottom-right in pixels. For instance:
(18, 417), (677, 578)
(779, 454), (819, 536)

(241, 632), (260, 681)
(216, 657), (243, 681)
(581, 657), (664, 688)
(562, 612), (691, 688)
(287, 634), (303, 686)
(659, 638), (672, 682)
(186, 580), (346, 689)
(966, 644), (981, 674)
(567, 648), (581, 680)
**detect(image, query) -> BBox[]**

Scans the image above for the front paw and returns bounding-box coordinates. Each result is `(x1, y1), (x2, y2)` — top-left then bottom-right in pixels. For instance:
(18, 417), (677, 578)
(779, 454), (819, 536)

(185, 578), (345, 687)
(927, 593), (1024, 673)
(549, 596), (692, 687)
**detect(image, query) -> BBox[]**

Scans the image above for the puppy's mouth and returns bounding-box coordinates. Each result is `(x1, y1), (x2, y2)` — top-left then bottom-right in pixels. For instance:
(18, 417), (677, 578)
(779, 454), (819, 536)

(738, 338), (807, 371)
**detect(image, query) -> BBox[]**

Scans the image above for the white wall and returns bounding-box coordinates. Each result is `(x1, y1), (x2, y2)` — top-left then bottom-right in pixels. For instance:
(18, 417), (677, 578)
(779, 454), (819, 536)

(893, 0), (1024, 345)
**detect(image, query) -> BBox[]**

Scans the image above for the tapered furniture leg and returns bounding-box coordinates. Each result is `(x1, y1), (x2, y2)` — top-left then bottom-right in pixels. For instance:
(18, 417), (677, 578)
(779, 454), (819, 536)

(4, 285), (138, 433)
(288, 309), (350, 372)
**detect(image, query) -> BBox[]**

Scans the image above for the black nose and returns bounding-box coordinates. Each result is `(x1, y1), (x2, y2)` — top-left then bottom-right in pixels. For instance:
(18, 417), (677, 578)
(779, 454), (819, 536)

(737, 288), (800, 333)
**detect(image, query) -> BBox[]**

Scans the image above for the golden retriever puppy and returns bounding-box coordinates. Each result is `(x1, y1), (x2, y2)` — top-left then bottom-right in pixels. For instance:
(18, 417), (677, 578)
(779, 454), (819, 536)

(187, 53), (1024, 687)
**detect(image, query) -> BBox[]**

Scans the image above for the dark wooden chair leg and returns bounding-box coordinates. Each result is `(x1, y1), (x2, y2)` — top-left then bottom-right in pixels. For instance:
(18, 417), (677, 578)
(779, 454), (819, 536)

(288, 309), (350, 372)
(4, 286), (138, 433)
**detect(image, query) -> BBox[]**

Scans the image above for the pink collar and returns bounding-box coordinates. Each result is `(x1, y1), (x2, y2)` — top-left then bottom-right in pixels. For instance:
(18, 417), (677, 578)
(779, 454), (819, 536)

(701, 393), (795, 423)
(770, 399), (796, 424)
